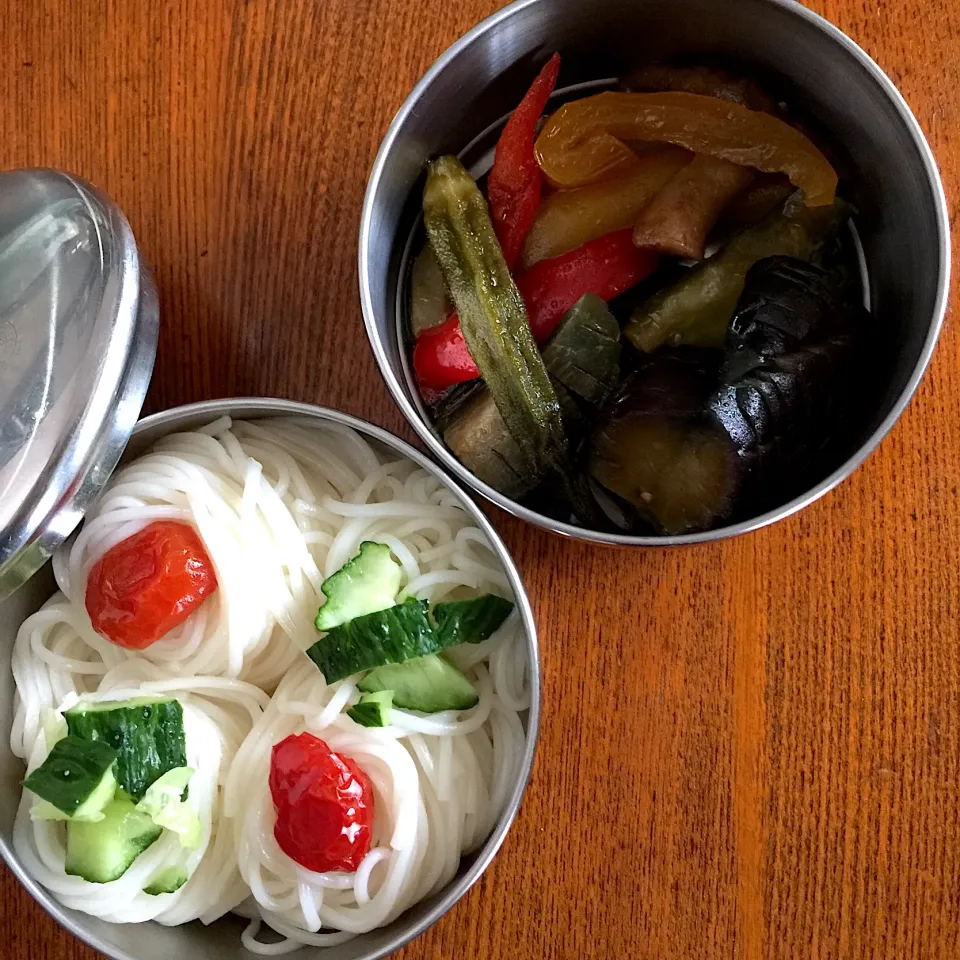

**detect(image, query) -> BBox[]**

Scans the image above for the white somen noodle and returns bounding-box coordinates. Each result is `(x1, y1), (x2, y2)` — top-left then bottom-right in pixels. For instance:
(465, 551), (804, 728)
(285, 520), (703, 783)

(10, 417), (529, 949)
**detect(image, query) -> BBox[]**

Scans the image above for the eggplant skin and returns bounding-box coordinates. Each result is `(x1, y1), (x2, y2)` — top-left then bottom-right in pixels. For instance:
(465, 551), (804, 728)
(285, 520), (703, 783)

(589, 257), (865, 535)
(724, 255), (859, 357)
(589, 350), (739, 535)
(709, 255), (864, 486)
(611, 348), (722, 418)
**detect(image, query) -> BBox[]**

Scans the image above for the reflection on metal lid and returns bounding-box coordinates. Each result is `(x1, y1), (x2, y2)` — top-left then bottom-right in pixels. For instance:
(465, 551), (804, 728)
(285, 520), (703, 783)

(0, 171), (158, 601)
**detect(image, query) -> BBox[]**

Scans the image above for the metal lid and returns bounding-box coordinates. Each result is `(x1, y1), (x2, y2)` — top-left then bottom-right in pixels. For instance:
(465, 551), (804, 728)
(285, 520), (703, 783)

(0, 170), (158, 600)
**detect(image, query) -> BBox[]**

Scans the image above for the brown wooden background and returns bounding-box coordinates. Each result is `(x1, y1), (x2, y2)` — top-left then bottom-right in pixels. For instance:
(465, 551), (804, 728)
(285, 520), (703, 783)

(1, 0), (958, 957)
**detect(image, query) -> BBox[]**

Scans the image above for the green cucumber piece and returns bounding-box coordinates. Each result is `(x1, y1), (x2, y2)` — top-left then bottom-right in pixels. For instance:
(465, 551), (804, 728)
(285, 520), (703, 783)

(433, 595), (514, 648)
(307, 598), (442, 683)
(22, 736), (118, 820)
(359, 655), (479, 713)
(65, 698), (187, 801)
(144, 865), (189, 896)
(315, 542), (402, 631)
(40, 708), (67, 749)
(65, 794), (163, 883)
(29, 770), (117, 824)
(347, 691), (394, 728)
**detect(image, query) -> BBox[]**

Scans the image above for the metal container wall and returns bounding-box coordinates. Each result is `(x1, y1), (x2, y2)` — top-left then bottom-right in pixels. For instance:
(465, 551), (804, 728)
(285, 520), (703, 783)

(359, 0), (950, 546)
(0, 399), (540, 960)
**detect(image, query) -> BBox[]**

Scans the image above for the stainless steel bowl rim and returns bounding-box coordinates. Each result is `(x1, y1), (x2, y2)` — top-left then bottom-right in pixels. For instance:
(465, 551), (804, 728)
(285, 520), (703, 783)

(358, 0), (951, 547)
(0, 397), (541, 960)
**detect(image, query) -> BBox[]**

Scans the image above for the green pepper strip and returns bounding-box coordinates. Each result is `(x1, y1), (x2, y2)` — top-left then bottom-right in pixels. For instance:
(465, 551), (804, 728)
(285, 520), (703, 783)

(423, 156), (566, 480)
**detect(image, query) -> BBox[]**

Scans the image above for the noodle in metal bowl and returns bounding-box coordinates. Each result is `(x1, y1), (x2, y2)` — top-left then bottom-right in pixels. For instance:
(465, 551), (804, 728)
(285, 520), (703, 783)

(7, 410), (536, 956)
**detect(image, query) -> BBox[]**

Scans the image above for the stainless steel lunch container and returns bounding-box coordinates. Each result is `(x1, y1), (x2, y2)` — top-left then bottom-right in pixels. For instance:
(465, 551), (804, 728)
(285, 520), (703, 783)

(359, 0), (950, 546)
(0, 398), (541, 960)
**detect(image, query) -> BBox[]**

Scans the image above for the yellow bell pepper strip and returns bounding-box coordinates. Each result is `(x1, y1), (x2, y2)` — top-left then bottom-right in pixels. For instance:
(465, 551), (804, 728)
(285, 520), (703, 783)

(632, 155), (754, 259)
(625, 197), (848, 353)
(518, 146), (691, 268)
(535, 91), (837, 205)
(422, 155), (565, 481)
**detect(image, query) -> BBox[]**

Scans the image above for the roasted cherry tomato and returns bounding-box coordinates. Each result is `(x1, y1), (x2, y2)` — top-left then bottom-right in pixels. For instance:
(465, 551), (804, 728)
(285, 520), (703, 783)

(85, 520), (218, 649)
(269, 732), (374, 874)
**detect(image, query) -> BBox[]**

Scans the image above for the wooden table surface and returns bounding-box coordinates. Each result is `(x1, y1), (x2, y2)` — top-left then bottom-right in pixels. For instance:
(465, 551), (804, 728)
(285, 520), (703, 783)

(1, 0), (958, 957)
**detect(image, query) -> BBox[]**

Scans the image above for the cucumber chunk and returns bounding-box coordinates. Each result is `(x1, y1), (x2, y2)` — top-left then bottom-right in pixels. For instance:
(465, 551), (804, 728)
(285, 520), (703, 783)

(359, 655), (479, 712)
(144, 865), (188, 896)
(307, 598), (443, 682)
(315, 542), (402, 631)
(136, 767), (201, 849)
(65, 794), (163, 883)
(347, 691), (394, 728)
(433, 595), (514, 648)
(65, 698), (187, 801)
(22, 736), (118, 821)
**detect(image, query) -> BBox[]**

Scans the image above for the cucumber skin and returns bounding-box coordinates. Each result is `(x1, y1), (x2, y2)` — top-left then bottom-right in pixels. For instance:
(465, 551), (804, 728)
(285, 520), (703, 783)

(433, 595), (514, 648)
(307, 598), (442, 683)
(65, 700), (187, 802)
(359, 655), (479, 713)
(144, 866), (188, 895)
(309, 594), (515, 685)
(22, 736), (118, 817)
(65, 794), (162, 883)
(348, 691), (393, 728)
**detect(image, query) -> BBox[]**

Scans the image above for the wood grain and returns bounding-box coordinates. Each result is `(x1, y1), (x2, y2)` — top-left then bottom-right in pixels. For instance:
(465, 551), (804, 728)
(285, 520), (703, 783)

(1, 0), (958, 958)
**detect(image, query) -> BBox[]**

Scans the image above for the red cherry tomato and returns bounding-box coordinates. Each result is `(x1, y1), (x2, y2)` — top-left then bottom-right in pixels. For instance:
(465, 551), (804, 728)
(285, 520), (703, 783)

(85, 520), (218, 649)
(269, 733), (374, 874)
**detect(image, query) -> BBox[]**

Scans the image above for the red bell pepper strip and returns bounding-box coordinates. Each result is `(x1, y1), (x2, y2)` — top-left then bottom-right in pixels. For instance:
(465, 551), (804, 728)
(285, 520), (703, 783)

(488, 53), (561, 269)
(412, 315), (476, 395)
(516, 229), (659, 342)
(413, 229), (659, 390)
